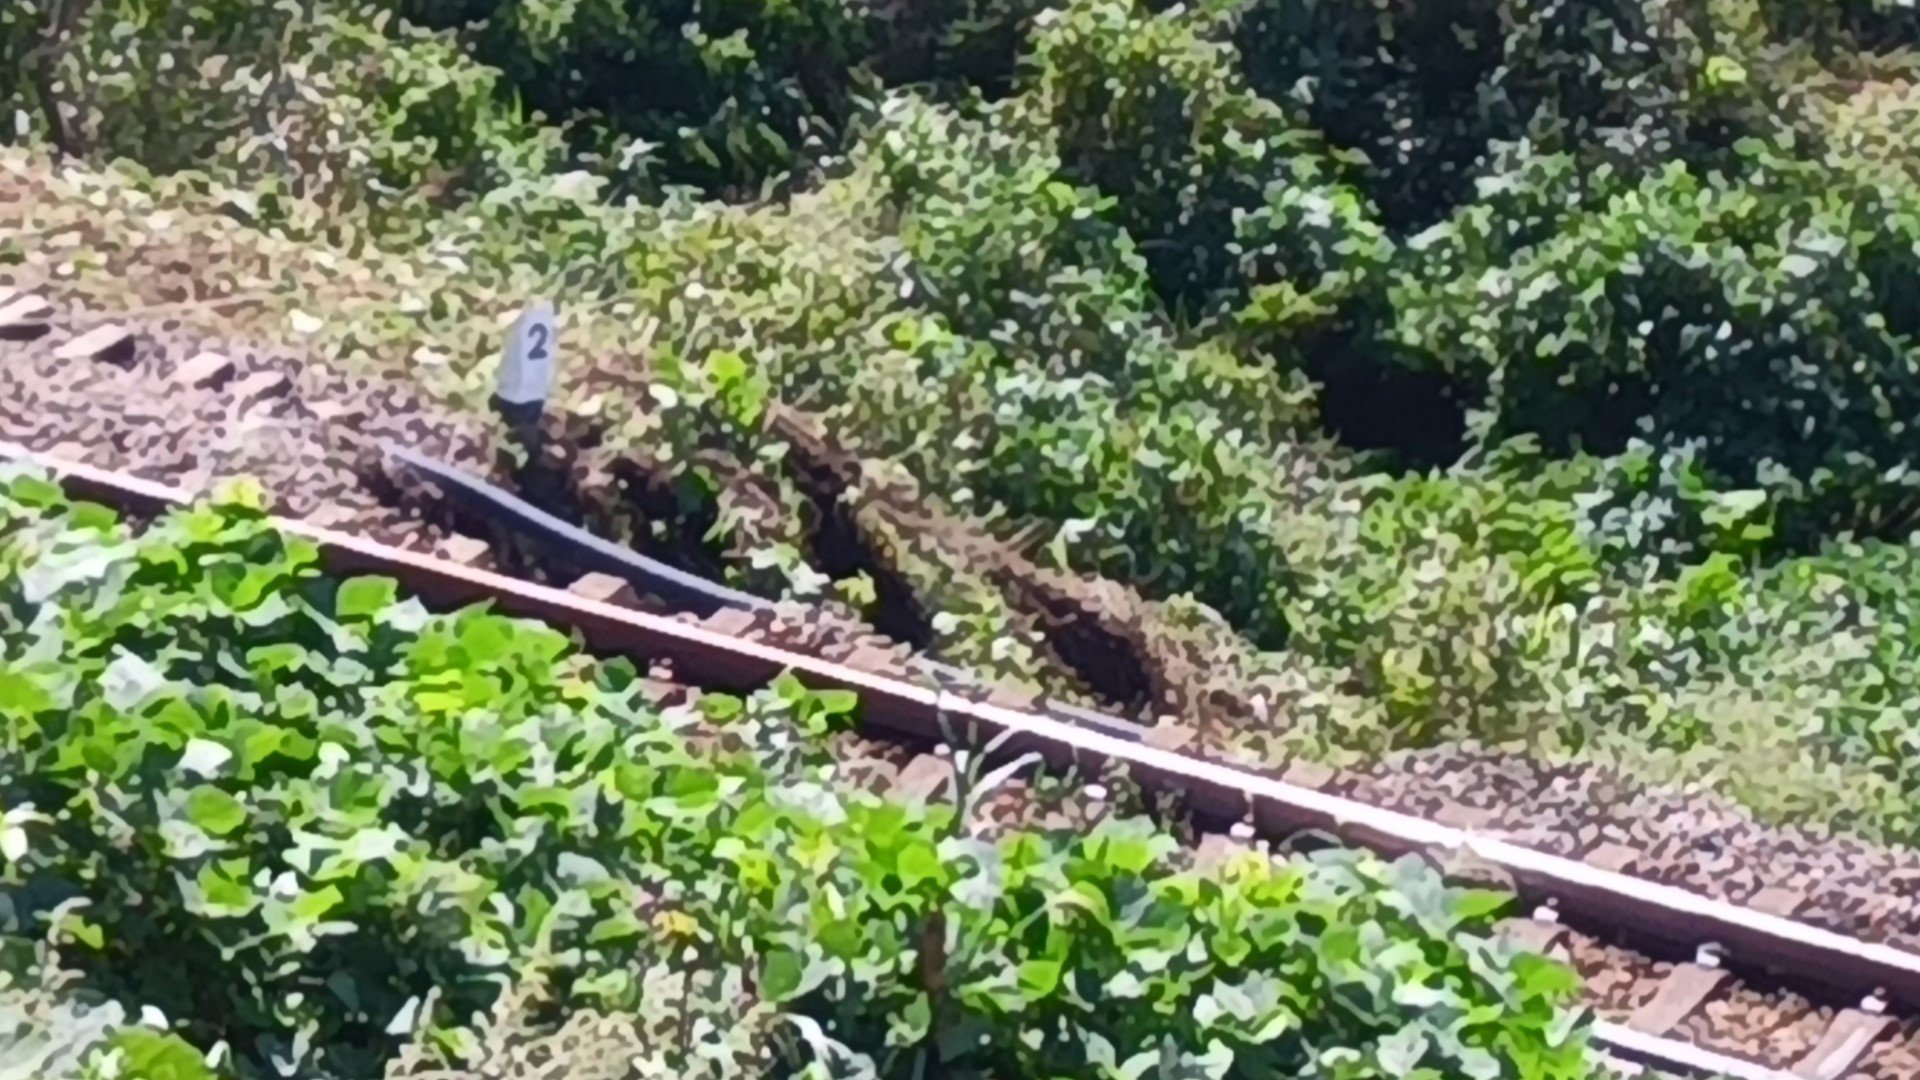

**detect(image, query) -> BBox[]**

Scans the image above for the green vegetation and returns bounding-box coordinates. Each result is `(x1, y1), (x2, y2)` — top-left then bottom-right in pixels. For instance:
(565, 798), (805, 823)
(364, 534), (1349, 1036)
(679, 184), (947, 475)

(7, 0), (1920, 845)
(0, 469), (1589, 1078)
(16, 1), (1920, 1068)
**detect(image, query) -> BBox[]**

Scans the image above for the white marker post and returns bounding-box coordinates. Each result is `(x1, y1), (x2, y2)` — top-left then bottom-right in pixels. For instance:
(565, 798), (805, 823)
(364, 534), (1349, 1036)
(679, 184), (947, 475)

(495, 299), (557, 424)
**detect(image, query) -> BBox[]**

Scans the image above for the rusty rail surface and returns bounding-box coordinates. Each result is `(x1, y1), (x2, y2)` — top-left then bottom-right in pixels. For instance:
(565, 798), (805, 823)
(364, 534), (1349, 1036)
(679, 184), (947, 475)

(5, 445), (1912, 1079)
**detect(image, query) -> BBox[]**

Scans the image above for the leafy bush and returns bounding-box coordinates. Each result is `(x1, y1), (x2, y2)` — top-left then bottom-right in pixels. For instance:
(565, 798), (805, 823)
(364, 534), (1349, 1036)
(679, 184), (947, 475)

(2, 0), (554, 233)
(1389, 142), (1920, 545)
(1, 964), (214, 1080)
(395, 0), (1064, 198)
(1025, 0), (1389, 325)
(0, 469), (1593, 1078)
(403, 0), (874, 197)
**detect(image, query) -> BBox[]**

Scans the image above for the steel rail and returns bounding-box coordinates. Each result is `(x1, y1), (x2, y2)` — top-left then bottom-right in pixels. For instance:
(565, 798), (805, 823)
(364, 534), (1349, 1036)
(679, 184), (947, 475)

(4, 444), (1911, 1079)
(375, 439), (1149, 744)
(378, 439), (773, 617)
(1592, 1022), (1791, 1080)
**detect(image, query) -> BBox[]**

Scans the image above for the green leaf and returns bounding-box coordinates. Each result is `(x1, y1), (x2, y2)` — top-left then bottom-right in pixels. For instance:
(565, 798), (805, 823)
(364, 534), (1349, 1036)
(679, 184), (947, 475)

(0, 669), (55, 716)
(771, 671), (808, 704)
(889, 992), (933, 1045)
(1112, 1049), (1160, 1080)
(1449, 888), (1512, 924)
(9, 473), (65, 509)
(99, 1029), (218, 1080)
(701, 694), (744, 722)
(1512, 953), (1583, 1001)
(1018, 958), (1063, 999)
(458, 613), (515, 666)
(898, 839), (943, 891)
(1052, 881), (1114, 927)
(761, 947), (808, 1002)
(290, 885), (345, 923)
(185, 787), (247, 837)
(588, 910), (644, 945)
(59, 913), (106, 951)
(68, 501), (121, 532)
(1704, 55), (1748, 88)
(813, 688), (858, 717)
(335, 576), (399, 619)
(194, 858), (259, 917)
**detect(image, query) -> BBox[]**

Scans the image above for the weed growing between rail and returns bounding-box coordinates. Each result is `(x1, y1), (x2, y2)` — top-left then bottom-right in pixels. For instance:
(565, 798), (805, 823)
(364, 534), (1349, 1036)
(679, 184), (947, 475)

(0, 467), (1590, 1078)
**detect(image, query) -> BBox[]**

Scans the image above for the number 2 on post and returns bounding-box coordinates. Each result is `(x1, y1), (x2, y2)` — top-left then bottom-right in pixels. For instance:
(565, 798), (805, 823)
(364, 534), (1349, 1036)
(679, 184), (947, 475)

(498, 300), (557, 406)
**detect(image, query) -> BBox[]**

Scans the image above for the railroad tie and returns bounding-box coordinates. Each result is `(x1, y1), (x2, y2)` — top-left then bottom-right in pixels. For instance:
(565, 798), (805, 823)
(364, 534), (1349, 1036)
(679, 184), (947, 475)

(985, 679), (1042, 712)
(1790, 994), (1893, 1080)
(173, 350), (237, 391)
(700, 607), (759, 638)
(894, 754), (956, 802)
(1586, 840), (1642, 874)
(304, 506), (360, 530)
(1496, 902), (1572, 956)
(1626, 953), (1730, 1036)
(1436, 802), (1498, 830)
(1141, 721), (1197, 753)
(569, 571), (640, 607)
(1748, 885), (1809, 918)
(43, 441), (92, 466)
(1281, 759), (1336, 789)
(231, 369), (293, 415)
(435, 533), (491, 567)
(52, 323), (135, 366)
(1438, 847), (1518, 892)
(842, 643), (902, 675)
(0, 291), (53, 341)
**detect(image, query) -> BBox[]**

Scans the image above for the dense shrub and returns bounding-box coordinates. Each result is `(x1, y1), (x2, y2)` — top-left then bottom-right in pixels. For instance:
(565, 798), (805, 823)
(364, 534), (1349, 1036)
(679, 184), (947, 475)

(394, 0), (1070, 198)
(1024, 0), (1390, 324)
(0, 0), (554, 233)
(1389, 141), (1920, 545)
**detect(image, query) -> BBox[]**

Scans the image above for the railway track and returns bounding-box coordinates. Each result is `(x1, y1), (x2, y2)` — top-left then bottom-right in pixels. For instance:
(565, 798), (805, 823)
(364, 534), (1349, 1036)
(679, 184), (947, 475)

(5, 289), (1920, 1078)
